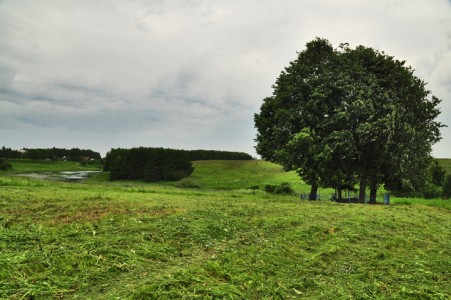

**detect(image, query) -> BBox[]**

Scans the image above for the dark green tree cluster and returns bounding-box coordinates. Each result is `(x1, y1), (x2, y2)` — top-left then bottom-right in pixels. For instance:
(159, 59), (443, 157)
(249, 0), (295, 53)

(103, 147), (194, 182)
(255, 38), (444, 202)
(443, 174), (451, 199)
(0, 147), (23, 159)
(21, 148), (101, 161)
(423, 161), (451, 199)
(0, 146), (101, 161)
(187, 150), (253, 161)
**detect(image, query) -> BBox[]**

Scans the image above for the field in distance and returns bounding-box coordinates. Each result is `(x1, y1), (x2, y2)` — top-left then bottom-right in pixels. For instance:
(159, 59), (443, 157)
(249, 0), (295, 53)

(0, 159), (450, 299)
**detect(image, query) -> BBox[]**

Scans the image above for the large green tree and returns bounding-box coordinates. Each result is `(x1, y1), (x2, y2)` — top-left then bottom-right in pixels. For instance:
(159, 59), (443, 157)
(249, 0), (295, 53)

(255, 38), (342, 199)
(254, 38), (444, 202)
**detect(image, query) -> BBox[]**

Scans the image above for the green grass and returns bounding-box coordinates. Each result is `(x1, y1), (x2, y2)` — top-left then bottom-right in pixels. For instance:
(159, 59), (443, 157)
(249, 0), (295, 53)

(437, 158), (451, 175)
(163, 160), (333, 196)
(0, 160), (450, 299)
(4, 159), (101, 173)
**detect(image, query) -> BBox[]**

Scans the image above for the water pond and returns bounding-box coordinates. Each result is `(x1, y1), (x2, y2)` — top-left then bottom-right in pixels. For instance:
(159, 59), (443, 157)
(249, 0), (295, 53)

(17, 171), (101, 182)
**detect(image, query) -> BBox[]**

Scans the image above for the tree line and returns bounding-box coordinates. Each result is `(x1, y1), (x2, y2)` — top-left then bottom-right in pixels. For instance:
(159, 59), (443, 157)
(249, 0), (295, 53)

(0, 147), (101, 161)
(255, 38), (444, 202)
(103, 147), (253, 182)
(187, 150), (253, 161)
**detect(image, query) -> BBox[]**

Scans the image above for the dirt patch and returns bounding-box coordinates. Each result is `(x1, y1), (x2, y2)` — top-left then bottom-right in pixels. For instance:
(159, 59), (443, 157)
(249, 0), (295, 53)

(48, 205), (185, 225)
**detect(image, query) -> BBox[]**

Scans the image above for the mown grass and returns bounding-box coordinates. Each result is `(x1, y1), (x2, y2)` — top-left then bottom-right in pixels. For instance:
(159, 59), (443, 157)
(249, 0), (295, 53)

(0, 160), (450, 299)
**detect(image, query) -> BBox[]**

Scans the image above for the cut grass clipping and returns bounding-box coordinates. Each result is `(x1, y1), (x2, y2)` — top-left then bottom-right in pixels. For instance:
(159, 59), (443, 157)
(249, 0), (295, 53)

(0, 159), (450, 299)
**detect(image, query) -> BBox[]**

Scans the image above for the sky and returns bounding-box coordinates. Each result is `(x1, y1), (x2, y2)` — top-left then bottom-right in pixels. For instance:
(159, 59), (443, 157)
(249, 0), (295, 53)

(0, 0), (450, 158)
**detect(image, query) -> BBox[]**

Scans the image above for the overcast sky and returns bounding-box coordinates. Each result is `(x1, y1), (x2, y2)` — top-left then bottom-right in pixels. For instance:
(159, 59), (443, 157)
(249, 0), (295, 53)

(1, 0), (450, 158)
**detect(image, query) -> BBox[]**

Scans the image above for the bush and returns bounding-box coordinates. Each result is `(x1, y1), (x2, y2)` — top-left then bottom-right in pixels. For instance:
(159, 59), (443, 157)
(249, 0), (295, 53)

(442, 174), (451, 199)
(265, 182), (295, 195)
(422, 182), (442, 199)
(0, 161), (12, 171)
(176, 179), (201, 189)
(264, 184), (276, 193)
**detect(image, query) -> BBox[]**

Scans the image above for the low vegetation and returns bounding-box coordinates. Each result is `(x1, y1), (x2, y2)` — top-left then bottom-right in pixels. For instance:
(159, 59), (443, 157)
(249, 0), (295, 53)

(0, 158), (12, 171)
(0, 159), (449, 299)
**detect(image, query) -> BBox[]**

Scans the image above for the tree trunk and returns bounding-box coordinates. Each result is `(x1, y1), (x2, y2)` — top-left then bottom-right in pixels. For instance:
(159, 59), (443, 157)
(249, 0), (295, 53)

(337, 186), (343, 201)
(369, 183), (377, 204)
(309, 183), (318, 200)
(358, 175), (367, 203)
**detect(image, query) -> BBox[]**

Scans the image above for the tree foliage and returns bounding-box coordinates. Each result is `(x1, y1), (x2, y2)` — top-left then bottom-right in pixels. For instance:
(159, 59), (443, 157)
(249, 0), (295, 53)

(442, 174), (451, 199)
(104, 147), (194, 182)
(0, 146), (101, 161)
(254, 38), (444, 201)
(187, 150), (252, 161)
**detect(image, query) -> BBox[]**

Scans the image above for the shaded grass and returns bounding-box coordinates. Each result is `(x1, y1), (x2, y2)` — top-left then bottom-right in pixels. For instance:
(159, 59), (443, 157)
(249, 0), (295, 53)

(0, 178), (450, 299)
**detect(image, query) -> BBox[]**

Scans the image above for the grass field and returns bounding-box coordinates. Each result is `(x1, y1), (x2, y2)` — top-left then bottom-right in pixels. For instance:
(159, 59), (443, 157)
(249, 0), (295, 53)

(437, 158), (451, 175)
(4, 159), (102, 173)
(0, 160), (450, 299)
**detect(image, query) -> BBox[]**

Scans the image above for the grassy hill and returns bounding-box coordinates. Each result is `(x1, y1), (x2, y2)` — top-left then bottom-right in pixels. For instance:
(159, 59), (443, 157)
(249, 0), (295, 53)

(181, 160), (314, 192)
(437, 158), (451, 175)
(4, 159), (101, 173)
(0, 160), (450, 299)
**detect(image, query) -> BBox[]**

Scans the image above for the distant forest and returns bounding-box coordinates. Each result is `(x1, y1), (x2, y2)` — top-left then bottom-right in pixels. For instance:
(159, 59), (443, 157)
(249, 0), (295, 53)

(185, 149), (253, 161)
(0, 147), (101, 161)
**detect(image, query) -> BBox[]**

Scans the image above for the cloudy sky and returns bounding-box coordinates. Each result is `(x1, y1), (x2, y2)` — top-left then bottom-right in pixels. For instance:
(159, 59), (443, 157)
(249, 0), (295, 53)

(1, 0), (450, 158)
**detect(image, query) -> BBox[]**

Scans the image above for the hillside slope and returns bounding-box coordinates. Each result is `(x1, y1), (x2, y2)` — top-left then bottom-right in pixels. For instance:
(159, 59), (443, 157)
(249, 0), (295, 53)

(187, 160), (312, 192)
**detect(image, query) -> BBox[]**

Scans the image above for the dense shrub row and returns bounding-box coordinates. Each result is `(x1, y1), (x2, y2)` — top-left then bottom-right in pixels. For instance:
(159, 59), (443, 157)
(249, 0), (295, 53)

(104, 147), (194, 182)
(0, 146), (101, 161)
(187, 150), (253, 161)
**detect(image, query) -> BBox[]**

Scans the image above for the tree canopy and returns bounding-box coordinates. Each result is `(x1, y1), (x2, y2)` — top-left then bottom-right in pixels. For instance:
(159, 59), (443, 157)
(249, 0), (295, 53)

(254, 38), (444, 202)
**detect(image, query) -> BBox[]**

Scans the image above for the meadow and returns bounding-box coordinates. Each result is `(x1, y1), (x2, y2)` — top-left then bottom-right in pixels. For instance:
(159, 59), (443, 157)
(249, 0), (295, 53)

(0, 160), (449, 299)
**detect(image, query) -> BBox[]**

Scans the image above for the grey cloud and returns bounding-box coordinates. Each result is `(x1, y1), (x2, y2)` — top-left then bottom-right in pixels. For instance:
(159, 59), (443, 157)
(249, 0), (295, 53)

(0, 0), (450, 158)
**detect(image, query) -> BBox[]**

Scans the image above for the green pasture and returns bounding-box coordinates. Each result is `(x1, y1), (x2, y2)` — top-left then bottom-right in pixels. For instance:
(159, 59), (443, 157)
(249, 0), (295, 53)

(177, 160), (315, 192)
(4, 159), (101, 173)
(0, 159), (450, 299)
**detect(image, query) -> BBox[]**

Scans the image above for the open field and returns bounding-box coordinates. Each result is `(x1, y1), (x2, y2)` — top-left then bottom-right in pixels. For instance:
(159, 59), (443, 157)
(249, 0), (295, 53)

(0, 160), (450, 299)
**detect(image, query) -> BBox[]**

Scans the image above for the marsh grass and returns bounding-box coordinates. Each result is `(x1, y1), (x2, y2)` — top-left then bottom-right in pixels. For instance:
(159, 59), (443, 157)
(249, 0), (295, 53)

(0, 160), (450, 299)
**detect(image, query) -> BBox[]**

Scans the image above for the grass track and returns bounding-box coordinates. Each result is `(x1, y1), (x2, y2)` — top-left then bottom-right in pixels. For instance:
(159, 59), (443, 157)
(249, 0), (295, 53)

(0, 160), (450, 299)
